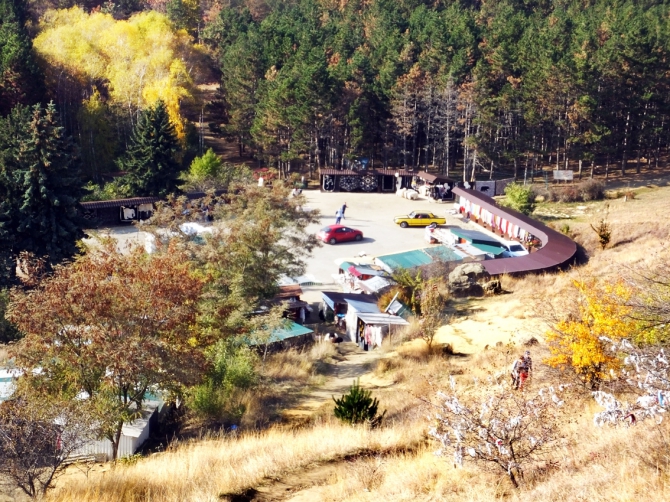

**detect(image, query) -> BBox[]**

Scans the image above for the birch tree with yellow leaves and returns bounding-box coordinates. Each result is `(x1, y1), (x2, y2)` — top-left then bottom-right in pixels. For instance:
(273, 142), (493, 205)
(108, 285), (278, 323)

(33, 7), (202, 138)
(544, 279), (638, 388)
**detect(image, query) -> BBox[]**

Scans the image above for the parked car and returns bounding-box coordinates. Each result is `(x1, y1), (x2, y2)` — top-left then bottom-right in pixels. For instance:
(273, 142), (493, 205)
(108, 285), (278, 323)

(394, 211), (446, 228)
(501, 241), (529, 258)
(318, 225), (364, 244)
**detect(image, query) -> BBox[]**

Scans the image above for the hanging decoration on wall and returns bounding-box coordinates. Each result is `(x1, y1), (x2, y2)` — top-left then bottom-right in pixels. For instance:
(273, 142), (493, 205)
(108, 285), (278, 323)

(323, 175), (335, 191)
(339, 176), (360, 192)
(360, 175), (378, 191)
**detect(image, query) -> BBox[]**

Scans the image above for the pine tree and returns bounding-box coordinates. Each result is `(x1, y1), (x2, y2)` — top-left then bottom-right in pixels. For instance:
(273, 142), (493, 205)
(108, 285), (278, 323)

(6, 103), (86, 266)
(333, 379), (385, 426)
(120, 101), (183, 197)
(0, 0), (44, 116)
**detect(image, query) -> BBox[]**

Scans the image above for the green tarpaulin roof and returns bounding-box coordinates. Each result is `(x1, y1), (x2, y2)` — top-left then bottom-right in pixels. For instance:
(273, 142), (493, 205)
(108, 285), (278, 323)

(377, 245), (463, 271)
(376, 249), (434, 270)
(268, 321), (313, 342)
(249, 321), (314, 345)
(471, 242), (505, 256)
(449, 228), (501, 245)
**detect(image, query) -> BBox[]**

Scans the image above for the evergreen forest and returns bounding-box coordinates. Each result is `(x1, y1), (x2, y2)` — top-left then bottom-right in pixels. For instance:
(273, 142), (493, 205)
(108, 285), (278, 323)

(2, 0), (670, 184)
(207, 0), (670, 181)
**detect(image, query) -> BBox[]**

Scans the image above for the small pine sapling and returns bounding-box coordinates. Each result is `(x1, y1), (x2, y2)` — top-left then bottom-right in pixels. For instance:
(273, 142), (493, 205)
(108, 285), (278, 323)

(333, 379), (386, 426)
(590, 205), (612, 249)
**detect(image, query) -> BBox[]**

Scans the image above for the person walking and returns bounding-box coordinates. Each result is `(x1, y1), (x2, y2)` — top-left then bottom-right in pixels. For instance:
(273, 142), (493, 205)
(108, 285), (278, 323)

(511, 355), (529, 390)
(340, 202), (348, 220)
(335, 208), (342, 224)
(523, 351), (533, 378)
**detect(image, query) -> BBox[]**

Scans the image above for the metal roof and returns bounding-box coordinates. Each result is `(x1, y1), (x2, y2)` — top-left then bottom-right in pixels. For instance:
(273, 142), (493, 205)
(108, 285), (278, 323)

(415, 171), (456, 184)
(276, 285), (303, 299)
(347, 299), (381, 313)
(347, 265), (386, 278)
(356, 312), (410, 326)
(321, 291), (379, 310)
(319, 169), (363, 175)
(80, 196), (160, 210)
(453, 187), (578, 275)
(79, 190), (228, 210)
(357, 276), (392, 294)
(319, 168), (417, 177)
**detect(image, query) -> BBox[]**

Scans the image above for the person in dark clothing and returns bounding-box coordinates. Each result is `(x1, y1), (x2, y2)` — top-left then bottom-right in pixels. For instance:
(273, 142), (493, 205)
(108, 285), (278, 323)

(341, 202), (348, 219)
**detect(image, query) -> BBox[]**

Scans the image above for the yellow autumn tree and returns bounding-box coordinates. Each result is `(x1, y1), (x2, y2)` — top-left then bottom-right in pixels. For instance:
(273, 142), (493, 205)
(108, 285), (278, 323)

(544, 279), (637, 387)
(33, 7), (200, 138)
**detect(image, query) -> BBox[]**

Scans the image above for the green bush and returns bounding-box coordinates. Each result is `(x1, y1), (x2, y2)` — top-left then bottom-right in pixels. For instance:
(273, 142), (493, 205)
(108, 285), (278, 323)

(81, 179), (132, 202)
(502, 183), (535, 215)
(333, 379), (386, 426)
(188, 338), (258, 420)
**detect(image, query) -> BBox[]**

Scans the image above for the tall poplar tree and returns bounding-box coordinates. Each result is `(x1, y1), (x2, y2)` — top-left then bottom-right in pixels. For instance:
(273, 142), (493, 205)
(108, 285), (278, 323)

(120, 100), (183, 197)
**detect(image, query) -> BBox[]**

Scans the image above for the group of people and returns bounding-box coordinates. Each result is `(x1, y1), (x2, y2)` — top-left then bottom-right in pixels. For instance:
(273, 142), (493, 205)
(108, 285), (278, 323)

(335, 202), (348, 224)
(511, 350), (533, 390)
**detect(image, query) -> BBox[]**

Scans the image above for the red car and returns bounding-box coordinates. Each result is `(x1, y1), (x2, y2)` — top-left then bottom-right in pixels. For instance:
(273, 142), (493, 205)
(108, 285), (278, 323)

(318, 225), (363, 244)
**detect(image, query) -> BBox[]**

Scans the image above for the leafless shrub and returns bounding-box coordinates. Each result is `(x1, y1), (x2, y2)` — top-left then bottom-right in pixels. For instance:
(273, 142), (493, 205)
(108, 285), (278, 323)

(579, 180), (605, 201)
(0, 397), (96, 498)
(427, 383), (569, 488)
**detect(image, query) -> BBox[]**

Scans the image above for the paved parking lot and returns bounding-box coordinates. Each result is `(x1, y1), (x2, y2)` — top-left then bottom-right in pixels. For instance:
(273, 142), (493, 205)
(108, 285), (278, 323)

(301, 191), (457, 285)
(97, 190), (464, 304)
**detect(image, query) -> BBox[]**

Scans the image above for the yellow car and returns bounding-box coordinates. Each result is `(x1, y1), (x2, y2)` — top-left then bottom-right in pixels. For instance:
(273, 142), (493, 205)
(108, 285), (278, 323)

(394, 211), (446, 228)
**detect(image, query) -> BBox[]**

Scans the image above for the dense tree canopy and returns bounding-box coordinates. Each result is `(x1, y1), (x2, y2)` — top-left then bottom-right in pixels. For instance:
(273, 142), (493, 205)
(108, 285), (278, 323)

(204, 0), (670, 180)
(119, 100), (183, 197)
(0, 0), (44, 116)
(0, 102), (85, 284)
(8, 240), (206, 461)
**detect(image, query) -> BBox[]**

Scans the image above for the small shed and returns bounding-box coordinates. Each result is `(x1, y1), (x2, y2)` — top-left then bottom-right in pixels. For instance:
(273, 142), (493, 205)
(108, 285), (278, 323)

(73, 401), (162, 461)
(320, 292), (380, 341)
(355, 312), (410, 350)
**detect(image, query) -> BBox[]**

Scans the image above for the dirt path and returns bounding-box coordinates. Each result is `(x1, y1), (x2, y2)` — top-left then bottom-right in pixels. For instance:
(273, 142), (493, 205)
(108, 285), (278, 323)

(282, 342), (391, 423)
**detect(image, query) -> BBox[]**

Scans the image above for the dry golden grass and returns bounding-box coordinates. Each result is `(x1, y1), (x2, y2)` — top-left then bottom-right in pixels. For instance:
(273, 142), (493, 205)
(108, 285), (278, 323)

(50, 186), (670, 502)
(260, 342), (337, 384)
(51, 422), (423, 502)
(264, 421), (670, 502)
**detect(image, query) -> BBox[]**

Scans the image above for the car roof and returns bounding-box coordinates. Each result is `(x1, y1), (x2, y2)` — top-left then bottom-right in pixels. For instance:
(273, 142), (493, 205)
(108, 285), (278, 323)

(323, 224), (358, 231)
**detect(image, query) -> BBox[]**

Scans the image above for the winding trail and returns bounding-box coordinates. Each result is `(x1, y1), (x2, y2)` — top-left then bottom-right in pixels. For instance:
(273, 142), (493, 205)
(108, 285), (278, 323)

(281, 342), (391, 424)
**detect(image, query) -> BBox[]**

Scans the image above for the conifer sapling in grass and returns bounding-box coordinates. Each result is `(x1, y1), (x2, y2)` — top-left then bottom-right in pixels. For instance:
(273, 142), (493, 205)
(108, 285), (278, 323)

(333, 379), (386, 426)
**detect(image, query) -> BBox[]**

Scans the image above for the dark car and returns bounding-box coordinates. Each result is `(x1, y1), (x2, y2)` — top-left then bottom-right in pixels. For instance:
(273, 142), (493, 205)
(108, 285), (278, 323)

(318, 225), (364, 245)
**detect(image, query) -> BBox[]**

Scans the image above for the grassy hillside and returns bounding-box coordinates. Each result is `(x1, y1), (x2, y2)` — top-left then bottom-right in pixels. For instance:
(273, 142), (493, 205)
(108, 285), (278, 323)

(50, 185), (670, 502)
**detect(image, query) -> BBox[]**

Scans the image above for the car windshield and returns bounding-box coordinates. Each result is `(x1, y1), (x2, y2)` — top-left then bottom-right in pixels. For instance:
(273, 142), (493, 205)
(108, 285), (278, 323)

(509, 245), (524, 252)
(321, 227), (332, 233)
(408, 211), (416, 218)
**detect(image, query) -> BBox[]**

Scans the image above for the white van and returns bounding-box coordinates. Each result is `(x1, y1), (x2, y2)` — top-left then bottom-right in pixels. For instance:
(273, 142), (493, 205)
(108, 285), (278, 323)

(501, 241), (529, 258)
